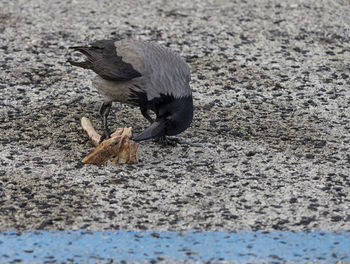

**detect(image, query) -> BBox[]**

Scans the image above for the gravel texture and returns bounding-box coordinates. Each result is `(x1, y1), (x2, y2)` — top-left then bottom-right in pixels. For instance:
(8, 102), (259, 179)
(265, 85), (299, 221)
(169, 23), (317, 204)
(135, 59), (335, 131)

(1, 0), (350, 231)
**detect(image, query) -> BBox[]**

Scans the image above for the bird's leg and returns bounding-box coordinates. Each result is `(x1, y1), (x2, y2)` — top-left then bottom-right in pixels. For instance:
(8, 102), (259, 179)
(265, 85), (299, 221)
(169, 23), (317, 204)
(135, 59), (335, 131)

(140, 107), (154, 124)
(154, 136), (179, 147)
(99, 101), (112, 143)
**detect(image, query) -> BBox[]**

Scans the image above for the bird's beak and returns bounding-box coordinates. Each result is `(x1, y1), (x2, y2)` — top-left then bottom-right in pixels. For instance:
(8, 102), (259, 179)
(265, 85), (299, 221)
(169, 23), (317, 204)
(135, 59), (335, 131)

(133, 120), (166, 141)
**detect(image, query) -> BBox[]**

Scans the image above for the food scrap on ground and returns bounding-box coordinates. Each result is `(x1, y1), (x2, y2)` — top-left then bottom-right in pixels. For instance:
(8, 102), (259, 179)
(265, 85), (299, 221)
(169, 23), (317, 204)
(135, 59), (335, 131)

(81, 117), (139, 165)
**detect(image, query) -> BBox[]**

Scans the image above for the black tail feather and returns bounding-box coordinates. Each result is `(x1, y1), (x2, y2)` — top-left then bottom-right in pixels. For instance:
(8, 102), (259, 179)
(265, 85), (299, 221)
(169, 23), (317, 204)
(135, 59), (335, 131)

(67, 59), (92, 69)
(68, 46), (101, 70)
(69, 46), (101, 59)
(68, 40), (141, 81)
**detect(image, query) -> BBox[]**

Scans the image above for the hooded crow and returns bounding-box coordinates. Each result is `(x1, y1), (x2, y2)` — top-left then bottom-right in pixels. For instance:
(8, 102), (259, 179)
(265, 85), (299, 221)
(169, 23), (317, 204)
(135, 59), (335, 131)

(68, 39), (193, 143)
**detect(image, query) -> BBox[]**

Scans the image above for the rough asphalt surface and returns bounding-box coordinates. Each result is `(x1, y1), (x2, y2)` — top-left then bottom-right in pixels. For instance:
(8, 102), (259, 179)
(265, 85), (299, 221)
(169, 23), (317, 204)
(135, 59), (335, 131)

(1, 0), (350, 232)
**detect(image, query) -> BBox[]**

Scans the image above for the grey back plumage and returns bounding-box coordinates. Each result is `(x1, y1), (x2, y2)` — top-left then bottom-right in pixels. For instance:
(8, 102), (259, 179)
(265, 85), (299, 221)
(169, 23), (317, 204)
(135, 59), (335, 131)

(116, 40), (192, 101)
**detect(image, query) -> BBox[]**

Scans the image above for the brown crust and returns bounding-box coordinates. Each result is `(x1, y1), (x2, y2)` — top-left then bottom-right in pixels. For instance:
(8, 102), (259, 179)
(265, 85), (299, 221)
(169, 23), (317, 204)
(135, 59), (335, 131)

(111, 136), (130, 164)
(128, 141), (139, 163)
(82, 135), (123, 164)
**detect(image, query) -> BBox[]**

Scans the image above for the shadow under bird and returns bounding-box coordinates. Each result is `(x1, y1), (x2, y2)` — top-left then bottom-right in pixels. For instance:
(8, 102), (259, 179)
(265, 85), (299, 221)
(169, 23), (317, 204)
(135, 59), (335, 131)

(68, 39), (193, 143)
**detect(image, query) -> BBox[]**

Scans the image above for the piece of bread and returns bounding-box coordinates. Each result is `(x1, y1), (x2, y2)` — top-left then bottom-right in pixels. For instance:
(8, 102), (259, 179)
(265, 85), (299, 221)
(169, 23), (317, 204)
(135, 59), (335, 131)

(81, 117), (139, 165)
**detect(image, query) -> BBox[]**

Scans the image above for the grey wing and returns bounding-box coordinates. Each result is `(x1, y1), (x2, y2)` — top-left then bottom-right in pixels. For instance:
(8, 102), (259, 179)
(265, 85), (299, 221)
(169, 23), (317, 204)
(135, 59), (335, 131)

(68, 40), (142, 81)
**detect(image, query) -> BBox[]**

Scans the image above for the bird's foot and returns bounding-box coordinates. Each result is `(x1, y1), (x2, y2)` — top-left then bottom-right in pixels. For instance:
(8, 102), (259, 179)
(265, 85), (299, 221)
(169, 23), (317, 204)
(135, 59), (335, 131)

(99, 129), (111, 144)
(154, 136), (179, 147)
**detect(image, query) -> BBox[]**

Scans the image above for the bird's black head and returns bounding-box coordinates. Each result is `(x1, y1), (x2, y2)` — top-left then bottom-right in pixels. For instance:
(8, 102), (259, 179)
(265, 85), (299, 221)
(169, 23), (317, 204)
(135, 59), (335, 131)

(160, 95), (193, 136)
(133, 95), (193, 141)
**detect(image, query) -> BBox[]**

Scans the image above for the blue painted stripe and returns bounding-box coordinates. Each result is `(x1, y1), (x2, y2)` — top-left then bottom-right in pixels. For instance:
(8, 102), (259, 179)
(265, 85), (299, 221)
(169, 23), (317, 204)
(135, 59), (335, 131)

(0, 231), (349, 263)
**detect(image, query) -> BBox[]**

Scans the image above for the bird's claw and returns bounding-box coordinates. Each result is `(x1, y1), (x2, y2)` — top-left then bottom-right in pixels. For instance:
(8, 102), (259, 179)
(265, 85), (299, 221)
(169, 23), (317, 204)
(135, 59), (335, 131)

(154, 136), (179, 147)
(99, 129), (111, 144)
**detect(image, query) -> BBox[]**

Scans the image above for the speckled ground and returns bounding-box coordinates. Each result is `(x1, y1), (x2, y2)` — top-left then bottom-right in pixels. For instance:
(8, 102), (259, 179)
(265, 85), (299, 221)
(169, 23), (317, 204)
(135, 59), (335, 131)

(0, 0), (350, 231)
